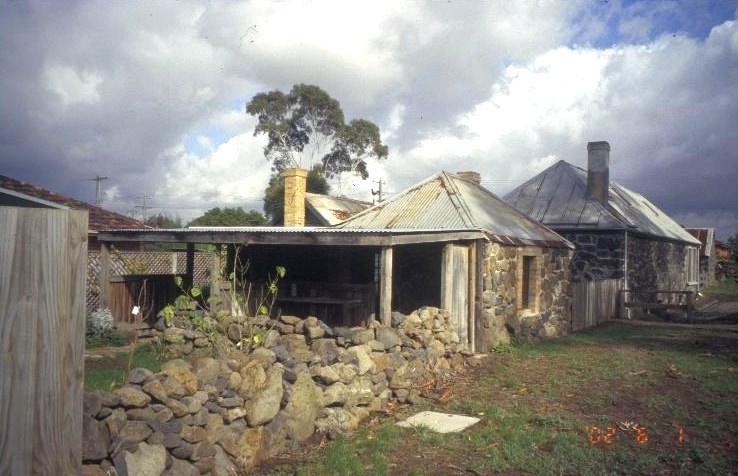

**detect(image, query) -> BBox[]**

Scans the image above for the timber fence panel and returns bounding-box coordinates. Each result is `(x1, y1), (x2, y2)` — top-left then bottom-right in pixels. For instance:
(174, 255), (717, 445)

(0, 207), (88, 475)
(571, 279), (622, 331)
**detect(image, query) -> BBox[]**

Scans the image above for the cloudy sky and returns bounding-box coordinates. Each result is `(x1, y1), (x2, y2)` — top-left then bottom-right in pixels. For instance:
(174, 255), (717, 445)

(2, 0), (737, 239)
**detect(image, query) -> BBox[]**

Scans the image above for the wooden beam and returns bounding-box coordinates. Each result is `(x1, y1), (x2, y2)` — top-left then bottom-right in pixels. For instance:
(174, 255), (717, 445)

(380, 247), (393, 326)
(100, 241), (111, 310)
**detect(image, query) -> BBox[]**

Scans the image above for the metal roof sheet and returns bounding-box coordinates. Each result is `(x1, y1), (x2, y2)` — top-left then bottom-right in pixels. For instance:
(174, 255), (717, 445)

(337, 172), (571, 247)
(305, 193), (371, 225)
(504, 161), (700, 245)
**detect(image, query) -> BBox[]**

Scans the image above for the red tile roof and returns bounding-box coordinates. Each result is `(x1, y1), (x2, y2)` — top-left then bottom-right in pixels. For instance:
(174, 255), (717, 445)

(0, 174), (147, 231)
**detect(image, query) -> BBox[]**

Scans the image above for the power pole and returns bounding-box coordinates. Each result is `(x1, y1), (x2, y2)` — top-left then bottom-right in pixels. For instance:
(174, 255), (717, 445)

(136, 196), (152, 222)
(87, 175), (108, 206)
(371, 178), (385, 203)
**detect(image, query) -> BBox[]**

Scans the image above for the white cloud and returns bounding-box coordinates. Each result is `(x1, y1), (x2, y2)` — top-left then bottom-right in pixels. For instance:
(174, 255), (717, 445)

(42, 63), (102, 107)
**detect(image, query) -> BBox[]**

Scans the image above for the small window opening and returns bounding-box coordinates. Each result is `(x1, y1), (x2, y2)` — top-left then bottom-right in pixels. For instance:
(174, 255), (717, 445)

(522, 255), (535, 309)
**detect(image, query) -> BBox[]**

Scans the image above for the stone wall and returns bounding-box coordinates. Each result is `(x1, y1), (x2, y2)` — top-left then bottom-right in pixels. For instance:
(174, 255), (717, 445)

(479, 243), (572, 349)
(560, 231), (625, 281)
(627, 235), (692, 293)
(82, 307), (466, 475)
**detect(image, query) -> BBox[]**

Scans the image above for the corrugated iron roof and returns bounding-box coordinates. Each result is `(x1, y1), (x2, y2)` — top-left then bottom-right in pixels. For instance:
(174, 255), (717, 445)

(305, 193), (371, 225)
(504, 161), (700, 245)
(336, 171), (571, 247)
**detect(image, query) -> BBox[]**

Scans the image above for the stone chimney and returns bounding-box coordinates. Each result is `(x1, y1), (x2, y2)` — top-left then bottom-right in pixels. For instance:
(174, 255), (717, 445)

(456, 171), (481, 185)
(586, 141), (610, 204)
(283, 167), (308, 227)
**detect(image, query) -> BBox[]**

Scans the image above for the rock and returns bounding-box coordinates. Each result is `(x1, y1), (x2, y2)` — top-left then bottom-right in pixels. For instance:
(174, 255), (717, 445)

(311, 338), (340, 365)
(311, 364), (340, 385)
(118, 421), (153, 443)
(181, 424), (207, 443)
(281, 334), (314, 362)
(217, 425), (265, 473)
(349, 327), (374, 345)
(305, 322), (325, 340)
(245, 365), (284, 427)
(343, 345), (376, 375)
(280, 315), (303, 325)
(250, 347), (278, 369)
(163, 327), (186, 344)
(347, 377), (374, 406)
(83, 391), (103, 418)
(105, 407), (128, 439)
(142, 379), (168, 403)
(219, 396), (244, 408)
(262, 329), (281, 348)
(163, 458), (199, 476)
(125, 407), (156, 421)
(147, 419), (182, 435)
(127, 368), (155, 385)
(389, 358), (431, 390)
(159, 364), (198, 396)
(82, 414), (111, 462)
(211, 444), (238, 476)
(376, 327), (402, 350)
(391, 311), (406, 326)
(223, 406), (247, 423)
(191, 357), (221, 385)
(81, 464), (109, 476)
(270, 373), (323, 446)
(165, 398), (189, 418)
(238, 360), (267, 399)
(115, 386), (151, 408)
(190, 441), (217, 460)
(322, 382), (349, 406)
(180, 395), (202, 414)
(113, 442), (166, 476)
(226, 323), (242, 343)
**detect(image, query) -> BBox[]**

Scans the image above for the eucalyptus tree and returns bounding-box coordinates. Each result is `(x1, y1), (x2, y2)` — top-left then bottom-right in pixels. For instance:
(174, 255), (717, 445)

(245, 83), (388, 184)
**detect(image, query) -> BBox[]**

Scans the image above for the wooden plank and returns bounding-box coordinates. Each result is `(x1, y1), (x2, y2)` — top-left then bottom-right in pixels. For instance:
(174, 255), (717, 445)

(0, 207), (87, 475)
(99, 241), (110, 309)
(379, 247), (393, 325)
(441, 244), (469, 350)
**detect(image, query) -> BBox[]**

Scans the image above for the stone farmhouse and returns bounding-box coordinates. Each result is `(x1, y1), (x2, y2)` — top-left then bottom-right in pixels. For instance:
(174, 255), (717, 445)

(504, 141), (701, 327)
(99, 169), (574, 352)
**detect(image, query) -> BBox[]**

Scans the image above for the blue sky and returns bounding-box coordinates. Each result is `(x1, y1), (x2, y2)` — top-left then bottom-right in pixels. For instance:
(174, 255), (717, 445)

(1, 0), (737, 239)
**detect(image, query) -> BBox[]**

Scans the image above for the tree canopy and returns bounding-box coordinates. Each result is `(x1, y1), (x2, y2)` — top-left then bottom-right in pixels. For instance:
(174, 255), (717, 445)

(263, 166), (330, 224)
(145, 213), (182, 229)
(245, 83), (388, 182)
(728, 232), (738, 261)
(187, 207), (267, 227)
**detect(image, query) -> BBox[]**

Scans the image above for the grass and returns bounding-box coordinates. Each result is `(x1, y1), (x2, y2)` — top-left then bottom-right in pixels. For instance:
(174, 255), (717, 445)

(84, 343), (163, 391)
(255, 323), (738, 475)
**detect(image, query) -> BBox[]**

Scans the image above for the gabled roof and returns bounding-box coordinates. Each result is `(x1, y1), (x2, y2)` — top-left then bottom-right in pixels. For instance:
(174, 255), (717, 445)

(305, 193), (371, 226)
(0, 174), (146, 231)
(337, 171), (571, 247)
(503, 161), (700, 245)
(685, 228), (715, 256)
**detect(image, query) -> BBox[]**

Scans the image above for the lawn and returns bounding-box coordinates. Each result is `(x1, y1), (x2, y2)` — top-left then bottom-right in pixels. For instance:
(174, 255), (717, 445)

(255, 322), (738, 475)
(84, 343), (163, 392)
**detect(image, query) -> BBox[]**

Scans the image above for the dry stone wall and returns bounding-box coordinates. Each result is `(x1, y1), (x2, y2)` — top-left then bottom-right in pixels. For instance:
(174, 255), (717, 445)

(627, 235), (693, 293)
(82, 307), (466, 475)
(560, 231), (626, 281)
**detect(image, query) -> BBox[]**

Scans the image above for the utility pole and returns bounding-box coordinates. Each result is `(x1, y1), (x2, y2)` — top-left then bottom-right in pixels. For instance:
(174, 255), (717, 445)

(371, 178), (385, 203)
(135, 196), (152, 222)
(87, 175), (108, 206)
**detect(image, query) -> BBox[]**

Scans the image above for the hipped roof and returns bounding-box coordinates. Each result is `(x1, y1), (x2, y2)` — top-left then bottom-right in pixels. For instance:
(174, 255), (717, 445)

(337, 171), (572, 248)
(503, 161), (700, 245)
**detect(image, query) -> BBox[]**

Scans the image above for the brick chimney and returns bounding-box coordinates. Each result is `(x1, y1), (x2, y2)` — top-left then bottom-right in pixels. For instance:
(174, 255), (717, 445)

(283, 167), (308, 227)
(586, 141), (610, 204)
(456, 171), (481, 185)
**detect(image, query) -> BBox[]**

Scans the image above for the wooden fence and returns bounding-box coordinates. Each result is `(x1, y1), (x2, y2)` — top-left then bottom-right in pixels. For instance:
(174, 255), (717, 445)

(571, 279), (622, 331)
(0, 207), (87, 474)
(108, 274), (180, 326)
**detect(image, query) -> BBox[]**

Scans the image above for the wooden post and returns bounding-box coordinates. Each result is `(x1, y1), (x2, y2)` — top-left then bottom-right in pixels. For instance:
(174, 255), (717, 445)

(380, 247), (393, 326)
(100, 241), (111, 309)
(210, 251), (221, 304)
(185, 243), (195, 290)
(0, 207), (87, 475)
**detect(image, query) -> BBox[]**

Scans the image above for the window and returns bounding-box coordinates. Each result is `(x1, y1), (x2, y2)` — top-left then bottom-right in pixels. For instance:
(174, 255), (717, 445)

(522, 256), (535, 309)
(686, 246), (699, 285)
(517, 248), (541, 314)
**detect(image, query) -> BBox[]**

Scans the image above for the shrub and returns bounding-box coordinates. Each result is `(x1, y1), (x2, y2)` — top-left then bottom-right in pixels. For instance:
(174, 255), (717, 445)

(87, 308), (114, 337)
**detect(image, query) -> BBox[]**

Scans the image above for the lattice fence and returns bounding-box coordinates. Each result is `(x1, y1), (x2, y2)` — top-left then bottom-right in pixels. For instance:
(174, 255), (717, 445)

(86, 251), (216, 314)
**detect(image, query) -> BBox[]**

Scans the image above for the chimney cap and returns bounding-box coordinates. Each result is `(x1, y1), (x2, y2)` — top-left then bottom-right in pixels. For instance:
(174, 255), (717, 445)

(455, 171), (481, 185)
(587, 141), (610, 151)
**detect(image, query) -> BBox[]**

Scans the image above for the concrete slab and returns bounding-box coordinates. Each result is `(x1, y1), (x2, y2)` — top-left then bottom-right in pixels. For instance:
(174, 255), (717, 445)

(396, 411), (480, 433)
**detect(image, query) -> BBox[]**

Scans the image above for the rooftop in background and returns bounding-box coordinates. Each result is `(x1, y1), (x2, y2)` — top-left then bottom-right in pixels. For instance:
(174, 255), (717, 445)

(306, 193), (371, 226)
(0, 174), (147, 231)
(504, 161), (700, 246)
